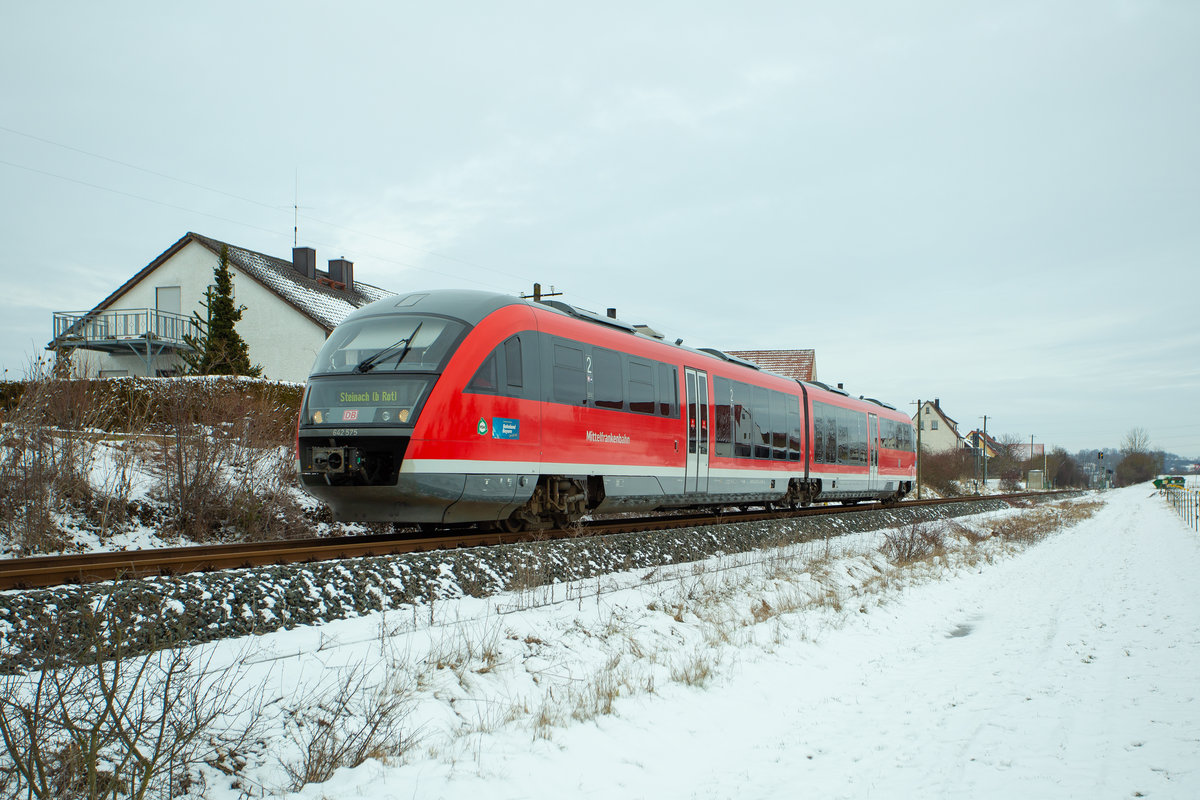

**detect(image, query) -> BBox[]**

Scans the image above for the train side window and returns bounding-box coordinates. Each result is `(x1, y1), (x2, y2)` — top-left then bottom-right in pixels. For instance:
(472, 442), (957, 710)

(732, 380), (752, 458)
(552, 342), (587, 405)
(658, 364), (678, 417)
(852, 412), (868, 465)
(628, 359), (655, 414)
(713, 376), (733, 457)
(825, 406), (838, 464)
(813, 408), (826, 463)
(504, 336), (523, 390)
(466, 352), (498, 394)
(787, 400), (802, 461)
(752, 386), (771, 459)
(770, 390), (788, 460)
(836, 409), (850, 464)
(593, 347), (623, 410)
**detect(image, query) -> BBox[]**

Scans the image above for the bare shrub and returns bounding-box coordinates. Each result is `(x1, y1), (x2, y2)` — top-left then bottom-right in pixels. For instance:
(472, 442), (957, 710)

(921, 449), (977, 497)
(281, 665), (417, 791)
(0, 594), (263, 799)
(0, 360), (113, 554)
(153, 383), (307, 542)
(880, 522), (947, 564)
(999, 472), (1022, 492)
(2, 372), (311, 551)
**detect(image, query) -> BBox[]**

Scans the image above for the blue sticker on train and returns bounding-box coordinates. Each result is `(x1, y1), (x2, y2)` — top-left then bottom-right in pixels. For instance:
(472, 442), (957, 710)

(492, 418), (520, 440)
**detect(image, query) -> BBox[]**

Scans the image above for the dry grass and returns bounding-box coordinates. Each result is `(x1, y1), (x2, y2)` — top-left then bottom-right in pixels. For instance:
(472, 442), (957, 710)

(880, 521), (948, 565)
(987, 499), (1102, 543)
(281, 665), (418, 792)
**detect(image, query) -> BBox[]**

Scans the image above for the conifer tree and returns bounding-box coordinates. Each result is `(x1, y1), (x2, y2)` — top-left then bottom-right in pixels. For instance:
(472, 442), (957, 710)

(181, 245), (262, 376)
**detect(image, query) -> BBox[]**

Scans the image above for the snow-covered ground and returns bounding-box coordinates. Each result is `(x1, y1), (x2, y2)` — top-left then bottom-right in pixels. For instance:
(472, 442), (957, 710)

(160, 485), (1197, 799)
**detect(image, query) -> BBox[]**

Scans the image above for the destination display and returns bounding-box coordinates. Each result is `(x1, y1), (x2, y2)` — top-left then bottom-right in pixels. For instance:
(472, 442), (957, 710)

(302, 376), (431, 426)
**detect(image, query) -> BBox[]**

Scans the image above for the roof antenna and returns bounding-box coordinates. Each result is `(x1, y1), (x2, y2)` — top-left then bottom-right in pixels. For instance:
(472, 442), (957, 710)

(293, 168), (299, 247)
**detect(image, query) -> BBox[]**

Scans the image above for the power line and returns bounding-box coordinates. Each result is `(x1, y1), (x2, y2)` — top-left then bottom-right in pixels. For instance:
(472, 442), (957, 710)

(0, 123), (536, 286)
(0, 158), (285, 237)
(0, 124), (280, 212)
(0, 158), (517, 292)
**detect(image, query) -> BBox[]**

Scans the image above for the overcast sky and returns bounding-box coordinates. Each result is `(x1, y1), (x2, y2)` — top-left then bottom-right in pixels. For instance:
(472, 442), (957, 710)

(3, 1), (1198, 457)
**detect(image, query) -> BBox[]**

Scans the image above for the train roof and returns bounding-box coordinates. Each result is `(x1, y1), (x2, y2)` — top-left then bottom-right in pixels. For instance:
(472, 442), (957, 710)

(344, 289), (525, 327)
(342, 290), (907, 415)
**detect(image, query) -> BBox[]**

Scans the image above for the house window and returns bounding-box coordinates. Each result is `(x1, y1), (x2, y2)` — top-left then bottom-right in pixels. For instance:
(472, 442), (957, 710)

(156, 286), (181, 315)
(932, 419), (939, 430)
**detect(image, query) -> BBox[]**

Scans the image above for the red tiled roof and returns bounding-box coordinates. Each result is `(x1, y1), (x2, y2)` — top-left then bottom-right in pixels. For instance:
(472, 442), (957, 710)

(726, 349), (816, 381)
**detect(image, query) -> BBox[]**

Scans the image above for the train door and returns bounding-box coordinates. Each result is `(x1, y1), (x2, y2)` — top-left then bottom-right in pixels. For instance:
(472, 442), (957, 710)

(685, 368), (710, 494)
(868, 412), (879, 491)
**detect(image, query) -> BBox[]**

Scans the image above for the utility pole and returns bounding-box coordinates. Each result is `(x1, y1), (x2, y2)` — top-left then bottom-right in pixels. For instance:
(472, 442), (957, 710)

(982, 415), (988, 491)
(912, 399), (922, 499)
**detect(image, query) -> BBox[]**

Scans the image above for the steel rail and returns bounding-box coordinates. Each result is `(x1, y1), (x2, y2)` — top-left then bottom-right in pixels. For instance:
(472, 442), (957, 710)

(0, 491), (1074, 591)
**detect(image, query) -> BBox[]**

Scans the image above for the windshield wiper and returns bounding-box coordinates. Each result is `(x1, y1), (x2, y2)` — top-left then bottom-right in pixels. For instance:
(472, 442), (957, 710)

(353, 322), (423, 373)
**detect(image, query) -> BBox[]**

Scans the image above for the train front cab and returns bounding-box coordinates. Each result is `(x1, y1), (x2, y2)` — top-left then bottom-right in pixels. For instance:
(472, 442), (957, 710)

(296, 292), (542, 524)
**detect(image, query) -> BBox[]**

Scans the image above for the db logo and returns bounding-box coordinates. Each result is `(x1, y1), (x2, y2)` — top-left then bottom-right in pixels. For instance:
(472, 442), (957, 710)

(342, 409), (359, 421)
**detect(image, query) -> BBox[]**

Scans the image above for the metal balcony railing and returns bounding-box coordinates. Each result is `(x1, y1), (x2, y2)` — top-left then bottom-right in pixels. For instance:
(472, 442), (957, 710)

(52, 309), (201, 351)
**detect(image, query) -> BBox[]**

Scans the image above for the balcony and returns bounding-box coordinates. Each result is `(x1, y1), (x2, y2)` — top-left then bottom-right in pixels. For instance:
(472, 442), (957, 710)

(51, 308), (201, 360)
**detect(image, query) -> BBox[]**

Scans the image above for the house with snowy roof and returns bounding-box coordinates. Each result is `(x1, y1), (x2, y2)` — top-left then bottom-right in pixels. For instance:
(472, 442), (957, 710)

(913, 399), (966, 452)
(49, 232), (394, 382)
(963, 429), (1002, 459)
(725, 349), (817, 382)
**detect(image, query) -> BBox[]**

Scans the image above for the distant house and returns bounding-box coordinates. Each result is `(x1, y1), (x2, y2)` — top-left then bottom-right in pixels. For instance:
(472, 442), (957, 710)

(726, 349), (817, 382)
(49, 232), (394, 382)
(963, 429), (1002, 459)
(913, 399), (965, 452)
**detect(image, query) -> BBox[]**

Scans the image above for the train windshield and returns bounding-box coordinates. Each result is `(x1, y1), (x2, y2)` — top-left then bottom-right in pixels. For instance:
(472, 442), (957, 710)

(310, 314), (466, 375)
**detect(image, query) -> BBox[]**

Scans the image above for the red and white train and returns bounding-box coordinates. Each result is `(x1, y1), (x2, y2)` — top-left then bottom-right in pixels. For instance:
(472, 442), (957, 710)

(297, 290), (916, 528)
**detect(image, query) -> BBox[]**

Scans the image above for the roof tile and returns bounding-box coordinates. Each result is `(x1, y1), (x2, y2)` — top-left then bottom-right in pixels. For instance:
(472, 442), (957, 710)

(726, 349), (816, 382)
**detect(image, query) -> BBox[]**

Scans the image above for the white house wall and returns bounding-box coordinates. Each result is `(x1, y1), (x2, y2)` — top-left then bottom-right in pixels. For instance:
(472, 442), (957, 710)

(915, 402), (963, 452)
(70, 241), (326, 382)
(231, 261), (327, 381)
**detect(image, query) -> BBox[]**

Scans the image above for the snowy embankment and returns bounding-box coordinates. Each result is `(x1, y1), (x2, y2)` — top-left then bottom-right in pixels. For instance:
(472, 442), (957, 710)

(171, 486), (1196, 799)
(5, 489), (1193, 798)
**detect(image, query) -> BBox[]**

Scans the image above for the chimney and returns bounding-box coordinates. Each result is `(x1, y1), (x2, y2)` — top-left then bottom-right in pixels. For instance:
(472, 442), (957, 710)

(328, 258), (354, 290)
(607, 308), (617, 319)
(293, 247), (316, 279)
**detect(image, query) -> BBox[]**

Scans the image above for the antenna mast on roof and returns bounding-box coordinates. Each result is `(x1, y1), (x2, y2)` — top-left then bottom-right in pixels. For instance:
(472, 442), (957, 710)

(520, 283), (563, 303)
(293, 168), (299, 247)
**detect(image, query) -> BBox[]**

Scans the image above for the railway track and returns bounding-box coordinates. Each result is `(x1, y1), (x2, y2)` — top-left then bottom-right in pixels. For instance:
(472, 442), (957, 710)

(0, 491), (1072, 591)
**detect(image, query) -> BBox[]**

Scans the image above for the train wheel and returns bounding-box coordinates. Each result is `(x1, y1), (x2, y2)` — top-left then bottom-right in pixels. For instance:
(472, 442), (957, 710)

(496, 513), (526, 533)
